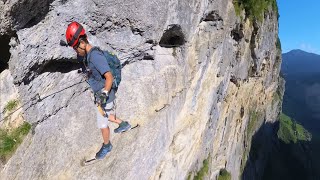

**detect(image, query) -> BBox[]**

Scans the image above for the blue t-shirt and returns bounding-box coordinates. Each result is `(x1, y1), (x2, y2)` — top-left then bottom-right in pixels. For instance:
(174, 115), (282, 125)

(82, 48), (115, 103)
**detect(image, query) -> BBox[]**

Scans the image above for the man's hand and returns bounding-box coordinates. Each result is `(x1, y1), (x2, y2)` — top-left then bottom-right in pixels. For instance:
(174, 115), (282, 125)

(100, 89), (109, 105)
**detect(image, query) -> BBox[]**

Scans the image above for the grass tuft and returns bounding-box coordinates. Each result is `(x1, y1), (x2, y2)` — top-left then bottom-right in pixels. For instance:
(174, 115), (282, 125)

(218, 169), (231, 180)
(277, 113), (312, 144)
(194, 156), (210, 180)
(0, 122), (31, 162)
(4, 99), (19, 113)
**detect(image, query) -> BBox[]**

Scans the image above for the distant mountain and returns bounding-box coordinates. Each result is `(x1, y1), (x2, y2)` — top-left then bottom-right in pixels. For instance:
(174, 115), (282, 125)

(274, 49), (320, 179)
(282, 49), (320, 75)
(282, 49), (320, 133)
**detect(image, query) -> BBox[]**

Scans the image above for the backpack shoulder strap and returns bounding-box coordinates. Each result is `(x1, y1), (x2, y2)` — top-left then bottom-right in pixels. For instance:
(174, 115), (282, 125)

(87, 46), (103, 62)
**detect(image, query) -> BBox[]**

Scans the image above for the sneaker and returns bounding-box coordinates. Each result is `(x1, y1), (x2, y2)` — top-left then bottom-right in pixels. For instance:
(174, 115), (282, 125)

(114, 121), (131, 133)
(95, 142), (113, 159)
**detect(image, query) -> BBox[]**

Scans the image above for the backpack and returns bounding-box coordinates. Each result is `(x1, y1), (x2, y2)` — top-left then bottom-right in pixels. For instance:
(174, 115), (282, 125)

(87, 47), (122, 91)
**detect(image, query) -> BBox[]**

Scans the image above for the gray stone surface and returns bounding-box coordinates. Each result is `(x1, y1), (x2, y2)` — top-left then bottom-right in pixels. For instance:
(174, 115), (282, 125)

(0, 0), (54, 35)
(0, 0), (281, 179)
(0, 70), (18, 119)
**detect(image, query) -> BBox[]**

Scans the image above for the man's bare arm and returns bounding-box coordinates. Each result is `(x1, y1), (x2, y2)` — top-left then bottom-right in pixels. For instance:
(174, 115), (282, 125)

(103, 71), (113, 92)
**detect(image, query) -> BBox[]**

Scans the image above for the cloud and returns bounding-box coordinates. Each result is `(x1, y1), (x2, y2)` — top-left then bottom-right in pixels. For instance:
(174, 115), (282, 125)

(299, 43), (320, 54)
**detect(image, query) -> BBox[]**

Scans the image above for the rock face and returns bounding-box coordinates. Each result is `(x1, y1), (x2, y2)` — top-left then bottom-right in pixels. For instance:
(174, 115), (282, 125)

(0, 70), (24, 130)
(0, 70), (18, 113)
(0, 0), (54, 35)
(0, 0), (282, 179)
(0, 70), (25, 170)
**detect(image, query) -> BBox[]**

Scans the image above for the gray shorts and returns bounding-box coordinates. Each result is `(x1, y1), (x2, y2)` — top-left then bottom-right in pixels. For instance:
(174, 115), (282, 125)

(96, 101), (114, 129)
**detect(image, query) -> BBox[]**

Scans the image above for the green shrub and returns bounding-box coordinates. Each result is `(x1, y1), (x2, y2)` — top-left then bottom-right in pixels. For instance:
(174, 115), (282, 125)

(218, 169), (231, 180)
(277, 113), (311, 144)
(233, 1), (243, 17)
(276, 36), (281, 50)
(272, 91), (280, 104)
(233, 0), (279, 22)
(247, 110), (259, 136)
(194, 158), (210, 180)
(0, 122), (31, 161)
(4, 99), (19, 113)
(187, 172), (192, 180)
(295, 123), (311, 141)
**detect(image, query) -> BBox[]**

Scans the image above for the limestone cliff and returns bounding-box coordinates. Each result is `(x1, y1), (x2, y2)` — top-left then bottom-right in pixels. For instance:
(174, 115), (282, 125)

(0, 0), (282, 179)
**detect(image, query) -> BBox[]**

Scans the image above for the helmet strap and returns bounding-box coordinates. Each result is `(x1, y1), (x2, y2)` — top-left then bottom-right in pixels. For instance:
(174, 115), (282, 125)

(68, 25), (83, 46)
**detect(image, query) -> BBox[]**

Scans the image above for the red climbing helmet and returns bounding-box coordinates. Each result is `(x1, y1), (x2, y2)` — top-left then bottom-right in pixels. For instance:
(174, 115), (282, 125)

(65, 21), (86, 47)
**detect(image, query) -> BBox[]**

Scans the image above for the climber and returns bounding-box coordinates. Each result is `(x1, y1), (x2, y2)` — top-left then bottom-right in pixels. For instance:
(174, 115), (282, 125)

(65, 21), (131, 159)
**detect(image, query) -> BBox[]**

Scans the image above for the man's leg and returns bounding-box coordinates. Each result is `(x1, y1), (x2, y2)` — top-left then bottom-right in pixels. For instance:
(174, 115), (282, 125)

(108, 114), (122, 124)
(104, 101), (131, 133)
(101, 127), (110, 144)
(109, 114), (131, 133)
(96, 105), (112, 159)
(103, 101), (121, 124)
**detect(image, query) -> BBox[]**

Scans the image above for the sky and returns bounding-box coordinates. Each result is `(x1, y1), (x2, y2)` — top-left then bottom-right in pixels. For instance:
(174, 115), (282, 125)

(278, 0), (320, 54)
